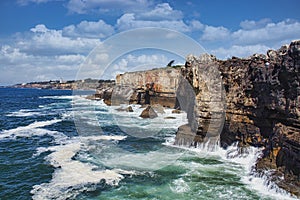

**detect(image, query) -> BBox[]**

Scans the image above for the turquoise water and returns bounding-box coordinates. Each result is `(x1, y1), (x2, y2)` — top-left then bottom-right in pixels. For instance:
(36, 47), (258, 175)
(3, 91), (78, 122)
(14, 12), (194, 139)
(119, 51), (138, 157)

(0, 88), (297, 200)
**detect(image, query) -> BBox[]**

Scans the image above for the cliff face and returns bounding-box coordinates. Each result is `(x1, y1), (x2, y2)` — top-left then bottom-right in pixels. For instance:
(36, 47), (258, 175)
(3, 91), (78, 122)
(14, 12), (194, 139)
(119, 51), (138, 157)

(100, 68), (181, 107)
(116, 68), (180, 93)
(177, 40), (300, 196)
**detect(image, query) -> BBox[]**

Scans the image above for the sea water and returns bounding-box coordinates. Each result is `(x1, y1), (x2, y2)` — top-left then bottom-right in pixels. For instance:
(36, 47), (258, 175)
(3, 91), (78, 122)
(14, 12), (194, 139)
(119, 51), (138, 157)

(0, 88), (298, 200)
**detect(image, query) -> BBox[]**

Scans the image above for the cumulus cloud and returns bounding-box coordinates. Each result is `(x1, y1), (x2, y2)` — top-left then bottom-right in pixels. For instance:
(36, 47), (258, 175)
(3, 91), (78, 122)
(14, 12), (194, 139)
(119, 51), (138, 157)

(66, 0), (152, 14)
(0, 23), (99, 84)
(114, 3), (203, 32)
(0, 45), (85, 84)
(62, 20), (115, 39)
(232, 19), (300, 45)
(138, 3), (183, 21)
(116, 13), (191, 32)
(200, 25), (230, 41)
(188, 20), (204, 31)
(18, 24), (101, 56)
(239, 18), (272, 30)
(104, 53), (170, 79)
(200, 19), (300, 58)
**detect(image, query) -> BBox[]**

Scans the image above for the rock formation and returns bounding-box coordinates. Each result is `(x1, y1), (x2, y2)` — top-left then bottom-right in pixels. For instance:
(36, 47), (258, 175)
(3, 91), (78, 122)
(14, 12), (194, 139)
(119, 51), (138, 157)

(96, 68), (181, 108)
(175, 40), (300, 196)
(139, 106), (158, 119)
(90, 40), (299, 196)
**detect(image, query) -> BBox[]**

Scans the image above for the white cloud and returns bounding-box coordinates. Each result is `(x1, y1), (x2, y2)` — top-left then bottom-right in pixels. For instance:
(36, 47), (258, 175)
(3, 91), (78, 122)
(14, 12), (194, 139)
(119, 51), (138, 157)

(188, 20), (204, 30)
(116, 13), (191, 32)
(114, 3), (203, 32)
(18, 24), (101, 56)
(66, 0), (152, 14)
(200, 19), (300, 59)
(62, 20), (115, 39)
(232, 19), (300, 45)
(239, 18), (272, 30)
(211, 44), (270, 59)
(0, 23), (98, 84)
(138, 3), (183, 21)
(200, 25), (230, 41)
(105, 53), (169, 79)
(0, 45), (84, 84)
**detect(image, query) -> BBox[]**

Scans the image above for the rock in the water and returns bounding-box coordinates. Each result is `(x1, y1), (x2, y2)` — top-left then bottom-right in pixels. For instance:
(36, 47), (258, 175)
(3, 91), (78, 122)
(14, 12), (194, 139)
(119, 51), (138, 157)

(174, 124), (198, 146)
(127, 106), (133, 112)
(172, 109), (181, 114)
(139, 106), (158, 119)
(115, 106), (134, 112)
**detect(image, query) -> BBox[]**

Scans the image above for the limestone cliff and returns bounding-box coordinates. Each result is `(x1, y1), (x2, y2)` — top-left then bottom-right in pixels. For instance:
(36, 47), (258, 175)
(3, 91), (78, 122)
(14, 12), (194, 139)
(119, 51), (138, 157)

(97, 68), (181, 107)
(176, 40), (300, 196)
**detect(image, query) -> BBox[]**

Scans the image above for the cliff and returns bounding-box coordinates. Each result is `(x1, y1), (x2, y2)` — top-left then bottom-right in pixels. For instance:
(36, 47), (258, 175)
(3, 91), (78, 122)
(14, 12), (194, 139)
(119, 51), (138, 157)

(96, 68), (181, 107)
(175, 40), (300, 196)
(91, 41), (300, 196)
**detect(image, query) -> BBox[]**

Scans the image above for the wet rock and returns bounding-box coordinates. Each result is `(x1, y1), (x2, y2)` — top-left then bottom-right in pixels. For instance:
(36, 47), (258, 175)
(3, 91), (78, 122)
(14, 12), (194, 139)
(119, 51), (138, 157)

(139, 106), (158, 119)
(174, 124), (198, 146)
(172, 109), (181, 114)
(127, 106), (134, 112)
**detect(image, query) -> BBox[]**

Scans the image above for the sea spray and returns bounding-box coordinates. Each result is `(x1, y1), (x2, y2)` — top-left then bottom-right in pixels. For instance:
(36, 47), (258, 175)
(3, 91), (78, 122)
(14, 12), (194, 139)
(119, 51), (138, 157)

(167, 139), (298, 200)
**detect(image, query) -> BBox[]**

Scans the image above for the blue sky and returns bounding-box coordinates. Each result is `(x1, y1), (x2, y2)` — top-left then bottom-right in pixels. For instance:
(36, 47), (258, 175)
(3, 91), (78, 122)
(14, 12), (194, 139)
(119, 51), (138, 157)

(0, 0), (300, 85)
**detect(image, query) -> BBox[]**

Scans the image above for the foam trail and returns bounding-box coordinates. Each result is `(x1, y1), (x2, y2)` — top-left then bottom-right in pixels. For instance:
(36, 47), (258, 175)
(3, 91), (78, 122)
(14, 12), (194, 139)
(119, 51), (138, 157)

(0, 119), (62, 139)
(6, 109), (41, 117)
(31, 136), (128, 200)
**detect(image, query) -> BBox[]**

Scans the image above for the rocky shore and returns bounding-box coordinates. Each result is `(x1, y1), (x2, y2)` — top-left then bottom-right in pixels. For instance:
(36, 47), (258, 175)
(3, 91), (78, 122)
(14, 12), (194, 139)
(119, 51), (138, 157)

(87, 40), (299, 197)
(176, 40), (300, 196)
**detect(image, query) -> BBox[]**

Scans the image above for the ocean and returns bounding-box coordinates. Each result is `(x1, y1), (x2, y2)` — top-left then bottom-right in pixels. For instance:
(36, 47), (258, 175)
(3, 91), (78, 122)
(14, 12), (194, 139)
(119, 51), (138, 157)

(0, 88), (297, 200)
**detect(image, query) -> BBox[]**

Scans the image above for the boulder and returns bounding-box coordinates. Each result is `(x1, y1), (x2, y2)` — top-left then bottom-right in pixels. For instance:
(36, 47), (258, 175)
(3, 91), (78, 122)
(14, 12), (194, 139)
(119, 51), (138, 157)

(139, 106), (158, 119)
(172, 109), (181, 114)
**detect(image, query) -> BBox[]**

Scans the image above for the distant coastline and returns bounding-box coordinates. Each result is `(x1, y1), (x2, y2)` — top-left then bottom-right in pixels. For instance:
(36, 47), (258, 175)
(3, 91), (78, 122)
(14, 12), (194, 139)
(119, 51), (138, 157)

(7, 79), (115, 90)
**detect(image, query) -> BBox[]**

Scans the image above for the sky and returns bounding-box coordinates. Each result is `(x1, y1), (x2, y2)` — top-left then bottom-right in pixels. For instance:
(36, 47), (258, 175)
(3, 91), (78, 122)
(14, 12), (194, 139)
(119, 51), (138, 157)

(0, 0), (300, 85)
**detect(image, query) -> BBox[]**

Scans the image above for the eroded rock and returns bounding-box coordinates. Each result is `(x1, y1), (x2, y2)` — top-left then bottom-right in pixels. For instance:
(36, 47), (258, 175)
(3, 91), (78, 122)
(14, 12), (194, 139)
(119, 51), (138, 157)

(139, 106), (158, 119)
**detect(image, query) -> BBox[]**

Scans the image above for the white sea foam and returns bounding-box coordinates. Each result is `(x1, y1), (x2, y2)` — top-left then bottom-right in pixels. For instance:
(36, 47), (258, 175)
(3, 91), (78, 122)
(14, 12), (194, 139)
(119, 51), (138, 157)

(31, 135), (129, 200)
(99, 147), (187, 171)
(0, 119), (62, 139)
(166, 139), (298, 200)
(6, 109), (41, 117)
(39, 95), (74, 100)
(170, 178), (191, 193)
(107, 104), (188, 138)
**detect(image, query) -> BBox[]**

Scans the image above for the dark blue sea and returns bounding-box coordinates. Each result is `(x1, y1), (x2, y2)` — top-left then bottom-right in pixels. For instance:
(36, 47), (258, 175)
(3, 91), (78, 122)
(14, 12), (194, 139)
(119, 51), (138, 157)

(0, 88), (296, 200)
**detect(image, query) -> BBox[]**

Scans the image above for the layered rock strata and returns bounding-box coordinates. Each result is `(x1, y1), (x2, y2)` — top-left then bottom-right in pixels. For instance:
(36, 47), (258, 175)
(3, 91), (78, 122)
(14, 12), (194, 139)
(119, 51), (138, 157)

(96, 68), (181, 107)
